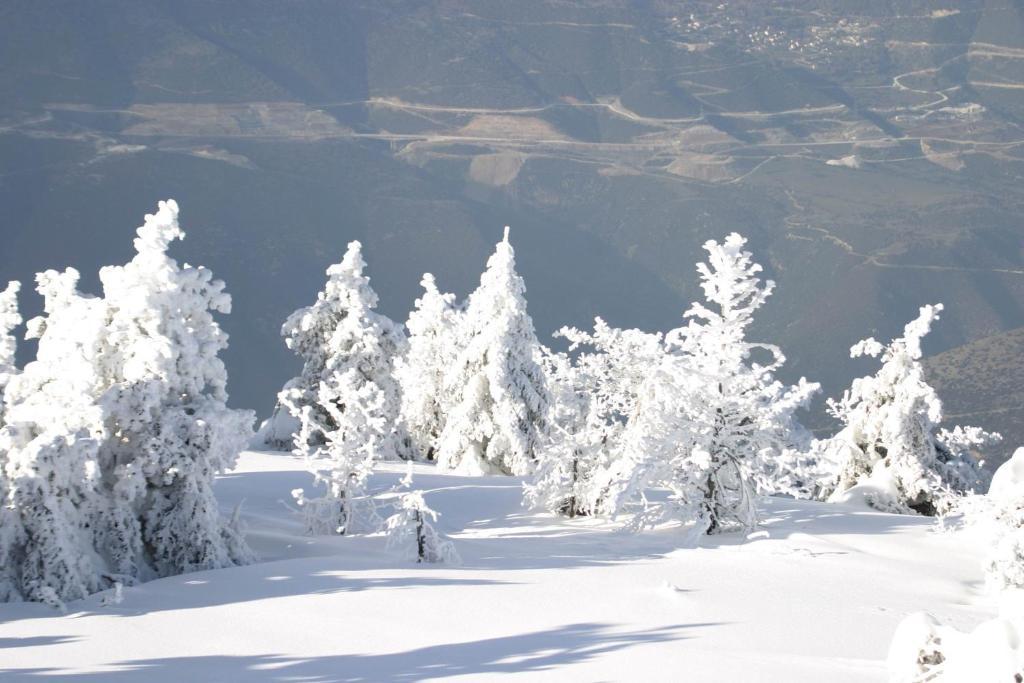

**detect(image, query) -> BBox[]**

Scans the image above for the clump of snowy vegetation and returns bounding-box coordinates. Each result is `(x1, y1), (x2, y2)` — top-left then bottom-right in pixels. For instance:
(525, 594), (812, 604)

(888, 450), (1024, 681)
(277, 241), (408, 535)
(955, 448), (1024, 591)
(887, 609), (1024, 682)
(818, 304), (997, 516)
(383, 489), (459, 564)
(0, 200), (253, 606)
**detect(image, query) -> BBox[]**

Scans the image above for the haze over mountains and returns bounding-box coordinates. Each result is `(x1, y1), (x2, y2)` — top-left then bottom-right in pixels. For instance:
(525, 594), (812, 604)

(1, 0), (1022, 463)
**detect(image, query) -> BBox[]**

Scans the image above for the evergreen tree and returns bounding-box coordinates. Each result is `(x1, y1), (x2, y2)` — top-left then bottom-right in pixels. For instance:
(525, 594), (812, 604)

(525, 323), (663, 517)
(0, 269), (108, 604)
(436, 228), (549, 475)
(285, 241), (407, 535)
(820, 304), (997, 515)
(597, 234), (818, 534)
(396, 273), (460, 460)
(95, 199), (255, 578)
(0, 281), (19, 408)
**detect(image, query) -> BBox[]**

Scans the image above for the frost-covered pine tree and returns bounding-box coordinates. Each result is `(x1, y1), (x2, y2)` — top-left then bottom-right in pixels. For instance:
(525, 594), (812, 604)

(597, 234), (818, 534)
(525, 321), (664, 518)
(529, 321), (665, 517)
(524, 348), (591, 516)
(436, 227), (549, 476)
(0, 269), (108, 604)
(395, 273), (460, 461)
(95, 199), (255, 579)
(284, 241), (407, 535)
(820, 304), (997, 515)
(1, 200), (254, 604)
(0, 281), (19, 412)
(383, 490), (459, 564)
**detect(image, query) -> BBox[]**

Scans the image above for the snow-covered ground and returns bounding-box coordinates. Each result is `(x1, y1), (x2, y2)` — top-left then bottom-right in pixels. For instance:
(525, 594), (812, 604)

(0, 451), (998, 682)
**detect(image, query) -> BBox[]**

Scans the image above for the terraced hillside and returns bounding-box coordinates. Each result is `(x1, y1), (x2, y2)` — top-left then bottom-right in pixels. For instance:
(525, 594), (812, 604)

(1, 0), (1022, 462)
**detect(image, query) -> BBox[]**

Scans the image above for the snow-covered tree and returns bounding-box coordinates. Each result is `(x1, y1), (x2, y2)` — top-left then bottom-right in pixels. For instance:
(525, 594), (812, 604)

(436, 228), (549, 476)
(0, 269), (108, 605)
(525, 322), (663, 517)
(95, 199), (255, 579)
(524, 348), (592, 516)
(820, 304), (997, 515)
(596, 234), (819, 534)
(0, 281), (19, 411)
(383, 490), (459, 564)
(284, 241), (407, 535)
(395, 273), (461, 461)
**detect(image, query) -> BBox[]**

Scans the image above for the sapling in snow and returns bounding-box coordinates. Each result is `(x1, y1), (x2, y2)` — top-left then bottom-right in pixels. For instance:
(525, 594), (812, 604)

(436, 227), (549, 475)
(383, 490), (459, 564)
(819, 304), (997, 515)
(284, 241), (407, 535)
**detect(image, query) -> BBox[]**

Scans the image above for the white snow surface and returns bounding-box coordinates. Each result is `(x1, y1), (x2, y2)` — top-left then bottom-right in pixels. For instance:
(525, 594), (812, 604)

(0, 450), (999, 682)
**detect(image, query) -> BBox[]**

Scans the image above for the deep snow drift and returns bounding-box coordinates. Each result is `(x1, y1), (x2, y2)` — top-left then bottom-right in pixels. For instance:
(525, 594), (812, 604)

(0, 451), (1000, 682)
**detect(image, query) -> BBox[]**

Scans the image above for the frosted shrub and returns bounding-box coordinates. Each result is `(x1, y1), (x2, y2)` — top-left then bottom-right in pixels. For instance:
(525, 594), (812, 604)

(820, 304), (997, 515)
(384, 491), (459, 564)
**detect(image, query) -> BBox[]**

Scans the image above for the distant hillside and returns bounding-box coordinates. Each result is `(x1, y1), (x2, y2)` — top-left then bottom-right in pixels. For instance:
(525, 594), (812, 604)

(925, 327), (1024, 468)
(1, 0), (1022, 457)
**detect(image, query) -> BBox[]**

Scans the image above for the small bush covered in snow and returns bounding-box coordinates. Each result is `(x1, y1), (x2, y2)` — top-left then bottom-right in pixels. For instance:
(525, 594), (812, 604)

(819, 304), (997, 515)
(888, 611), (1024, 682)
(383, 490), (459, 564)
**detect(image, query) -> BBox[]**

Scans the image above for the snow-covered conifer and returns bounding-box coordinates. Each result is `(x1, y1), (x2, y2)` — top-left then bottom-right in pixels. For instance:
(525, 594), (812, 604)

(1, 201), (253, 603)
(395, 273), (460, 460)
(285, 241), (407, 535)
(0, 281), (19, 407)
(597, 234), (818, 534)
(436, 227), (549, 475)
(0, 269), (107, 604)
(383, 490), (459, 564)
(820, 304), (997, 515)
(524, 348), (591, 516)
(526, 321), (663, 518)
(95, 199), (255, 578)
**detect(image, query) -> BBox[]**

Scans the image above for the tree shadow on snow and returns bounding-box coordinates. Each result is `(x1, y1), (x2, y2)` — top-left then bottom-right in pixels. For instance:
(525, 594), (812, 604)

(0, 621), (716, 682)
(0, 572), (515, 623)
